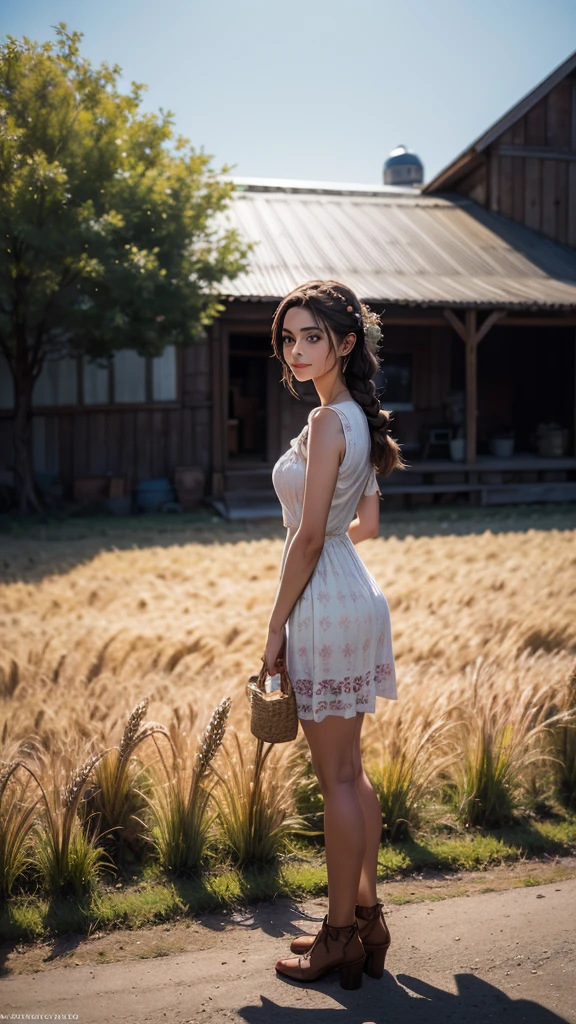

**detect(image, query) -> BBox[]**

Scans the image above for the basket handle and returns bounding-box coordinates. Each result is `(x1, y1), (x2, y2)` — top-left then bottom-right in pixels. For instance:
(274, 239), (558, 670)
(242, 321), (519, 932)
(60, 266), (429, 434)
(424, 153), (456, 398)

(255, 630), (291, 695)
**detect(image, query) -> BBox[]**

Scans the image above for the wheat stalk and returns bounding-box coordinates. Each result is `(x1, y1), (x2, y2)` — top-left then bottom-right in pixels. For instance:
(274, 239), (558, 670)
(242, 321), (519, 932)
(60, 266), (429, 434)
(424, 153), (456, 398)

(118, 698), (151, 765)
(195, 696), (232, 780)
(61, 750), (110, 810)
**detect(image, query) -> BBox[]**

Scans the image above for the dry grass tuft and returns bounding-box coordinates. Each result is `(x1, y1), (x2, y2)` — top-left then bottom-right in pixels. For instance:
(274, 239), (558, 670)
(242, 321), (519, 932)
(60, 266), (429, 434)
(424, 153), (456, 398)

(145, 696), (233, 876)
(26, 748), (114, 898)
(366, 704), (460, 840)
(210, 731), (312, 866)
(80, 699), (176, 864)
(440, 657), (575, 826)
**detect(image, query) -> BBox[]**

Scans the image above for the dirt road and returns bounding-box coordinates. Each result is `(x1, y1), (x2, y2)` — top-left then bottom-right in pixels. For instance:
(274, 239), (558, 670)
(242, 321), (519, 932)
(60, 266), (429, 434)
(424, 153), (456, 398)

(2, 876), (575, 1023)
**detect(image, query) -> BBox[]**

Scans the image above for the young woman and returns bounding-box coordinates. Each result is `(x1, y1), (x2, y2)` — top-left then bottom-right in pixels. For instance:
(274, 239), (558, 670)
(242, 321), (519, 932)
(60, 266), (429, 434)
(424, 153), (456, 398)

(265, 280), (406, 990)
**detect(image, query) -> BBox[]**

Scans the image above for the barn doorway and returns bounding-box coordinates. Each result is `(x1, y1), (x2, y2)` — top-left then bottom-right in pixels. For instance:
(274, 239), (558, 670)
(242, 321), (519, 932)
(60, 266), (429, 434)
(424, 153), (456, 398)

(228, 334), (269, 461)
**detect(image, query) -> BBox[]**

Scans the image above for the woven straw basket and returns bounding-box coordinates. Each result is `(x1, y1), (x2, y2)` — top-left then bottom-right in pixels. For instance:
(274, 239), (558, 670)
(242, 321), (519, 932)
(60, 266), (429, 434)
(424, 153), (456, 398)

(246, 638), (299, 743)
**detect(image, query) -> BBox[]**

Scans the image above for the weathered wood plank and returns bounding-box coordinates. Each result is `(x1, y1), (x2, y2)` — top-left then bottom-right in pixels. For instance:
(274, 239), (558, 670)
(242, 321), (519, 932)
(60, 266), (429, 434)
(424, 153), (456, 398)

(88, 413), (108, 475)
(59, 414), (73, 490)
(525, 98), (547, 146)
(511, 116), (526, 145)
(181, 407), (194, 466)
(151, 410), (165, 477)
(73, 413), (88, 477)
(546, 80), (572, 149)
(120, 412), (136, 488)
(525, 158), (542, 231)
(195, 408), (210, 472)
(106, 413), (123, 475)
(499, 155), (514, 217)
(512, 156), (525, 223)
(568, 162), (576, 248)
(499, 146), (576, 161)
(556, 160), (569, 244)
(542, 159), (557, 238)
(167, 409), (181, 472)
(429, 327), (451, 411)
(136, 411), (151, 479)
(489, 151), (500, 211)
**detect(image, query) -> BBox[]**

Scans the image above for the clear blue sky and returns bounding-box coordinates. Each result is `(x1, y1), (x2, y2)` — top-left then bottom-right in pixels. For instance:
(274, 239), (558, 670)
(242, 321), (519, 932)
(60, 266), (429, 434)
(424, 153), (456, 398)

(4, 0), (576, 185)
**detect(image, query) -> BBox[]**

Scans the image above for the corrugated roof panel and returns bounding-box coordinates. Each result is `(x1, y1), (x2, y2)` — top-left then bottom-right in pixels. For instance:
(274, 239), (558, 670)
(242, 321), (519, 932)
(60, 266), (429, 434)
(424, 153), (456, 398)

(215, 188), (576, 308)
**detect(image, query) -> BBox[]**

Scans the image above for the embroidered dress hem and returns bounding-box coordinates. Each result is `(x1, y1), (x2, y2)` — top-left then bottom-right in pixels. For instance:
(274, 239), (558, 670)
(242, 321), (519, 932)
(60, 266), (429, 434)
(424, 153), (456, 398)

(293, 661), (397, 722)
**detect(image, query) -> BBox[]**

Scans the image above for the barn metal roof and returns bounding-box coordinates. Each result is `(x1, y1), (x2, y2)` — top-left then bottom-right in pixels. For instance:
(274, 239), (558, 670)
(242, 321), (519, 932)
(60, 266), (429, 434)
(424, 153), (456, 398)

(224, 174), (419, 197)
(216, 183), (576, 309)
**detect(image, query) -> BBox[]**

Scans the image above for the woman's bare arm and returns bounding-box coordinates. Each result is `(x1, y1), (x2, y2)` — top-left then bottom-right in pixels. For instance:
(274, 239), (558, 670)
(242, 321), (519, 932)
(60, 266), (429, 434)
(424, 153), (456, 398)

(347, 492), (380, 545)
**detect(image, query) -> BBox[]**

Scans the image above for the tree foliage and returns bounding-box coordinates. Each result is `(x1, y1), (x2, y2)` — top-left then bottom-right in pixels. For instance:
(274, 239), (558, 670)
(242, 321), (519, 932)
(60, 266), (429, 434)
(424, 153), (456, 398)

(0, 24), (251, 510)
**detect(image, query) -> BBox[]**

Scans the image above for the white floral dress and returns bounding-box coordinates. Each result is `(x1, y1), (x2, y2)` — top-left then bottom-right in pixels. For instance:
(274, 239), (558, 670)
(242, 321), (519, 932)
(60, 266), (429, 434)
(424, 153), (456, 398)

(272, 398), (397, 722)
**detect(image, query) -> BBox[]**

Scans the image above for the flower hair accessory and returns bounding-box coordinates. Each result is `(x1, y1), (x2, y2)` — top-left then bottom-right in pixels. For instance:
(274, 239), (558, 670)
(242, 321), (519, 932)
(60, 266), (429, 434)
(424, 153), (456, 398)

(364, 323), (382, 345)
(336, 292), (382, 348)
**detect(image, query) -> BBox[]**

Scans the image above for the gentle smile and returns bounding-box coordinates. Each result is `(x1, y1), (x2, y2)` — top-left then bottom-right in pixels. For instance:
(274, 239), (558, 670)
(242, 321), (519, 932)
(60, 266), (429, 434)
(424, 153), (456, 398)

(292, 363), (310, 368)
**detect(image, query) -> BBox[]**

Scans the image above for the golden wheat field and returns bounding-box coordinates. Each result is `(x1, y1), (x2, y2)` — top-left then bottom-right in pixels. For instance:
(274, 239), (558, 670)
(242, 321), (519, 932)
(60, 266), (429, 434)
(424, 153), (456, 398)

(1, 514), (575, 768)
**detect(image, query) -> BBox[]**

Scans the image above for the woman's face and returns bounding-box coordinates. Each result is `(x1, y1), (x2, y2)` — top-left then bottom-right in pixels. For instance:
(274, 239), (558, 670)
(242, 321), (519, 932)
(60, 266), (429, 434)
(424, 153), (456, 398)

(281, 304), (352, 383)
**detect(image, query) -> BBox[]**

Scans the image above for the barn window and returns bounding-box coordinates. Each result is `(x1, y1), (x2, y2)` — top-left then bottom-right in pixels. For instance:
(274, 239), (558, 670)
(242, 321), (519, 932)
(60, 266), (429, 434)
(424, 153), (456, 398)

(113, 349), (147, 402)
(82, 347), (177, 405)
(152, 345), (177, 401)
(33, 352), (78, 406)
(374, 353), (413, 411)
(84, 357), (111, 404)
(0, 344), (178, 410)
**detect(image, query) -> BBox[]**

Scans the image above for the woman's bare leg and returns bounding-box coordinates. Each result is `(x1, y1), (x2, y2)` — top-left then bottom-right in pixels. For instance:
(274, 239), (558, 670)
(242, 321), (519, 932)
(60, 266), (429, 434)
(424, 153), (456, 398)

(352, 713), (382, 906)
(299, 713), (365, 928)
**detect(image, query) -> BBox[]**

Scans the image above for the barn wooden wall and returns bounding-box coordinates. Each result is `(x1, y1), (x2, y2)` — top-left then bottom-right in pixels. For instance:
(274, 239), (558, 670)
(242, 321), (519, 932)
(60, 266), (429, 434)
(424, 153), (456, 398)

(453, 75), (576, 247)
(0, 338), (212, 495)
(378, 325), (452, 447)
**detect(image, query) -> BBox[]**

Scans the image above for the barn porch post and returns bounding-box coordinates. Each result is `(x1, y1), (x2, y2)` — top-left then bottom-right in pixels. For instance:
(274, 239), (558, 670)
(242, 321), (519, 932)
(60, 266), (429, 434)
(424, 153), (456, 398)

(443, 308), (507, 464)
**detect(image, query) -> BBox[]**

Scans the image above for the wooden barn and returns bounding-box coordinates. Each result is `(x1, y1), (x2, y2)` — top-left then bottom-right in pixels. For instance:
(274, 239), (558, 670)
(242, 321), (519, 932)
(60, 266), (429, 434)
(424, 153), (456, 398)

(2, 49), (576, 514)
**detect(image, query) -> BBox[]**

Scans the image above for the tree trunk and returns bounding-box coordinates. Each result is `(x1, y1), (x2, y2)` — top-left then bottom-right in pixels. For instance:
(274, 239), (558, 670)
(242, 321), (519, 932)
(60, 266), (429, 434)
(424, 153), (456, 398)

(13, 370), (42, 515)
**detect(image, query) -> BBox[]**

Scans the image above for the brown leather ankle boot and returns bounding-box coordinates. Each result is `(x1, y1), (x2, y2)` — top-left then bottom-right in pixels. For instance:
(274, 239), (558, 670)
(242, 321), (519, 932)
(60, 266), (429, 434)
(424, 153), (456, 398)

(276, 915), (366, 990)
(289, 901), (391, 979)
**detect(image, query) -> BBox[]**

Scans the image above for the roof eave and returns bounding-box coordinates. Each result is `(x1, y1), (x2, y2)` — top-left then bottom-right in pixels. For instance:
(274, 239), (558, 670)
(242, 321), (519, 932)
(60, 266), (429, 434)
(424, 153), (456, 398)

(219, 294), (576, 312)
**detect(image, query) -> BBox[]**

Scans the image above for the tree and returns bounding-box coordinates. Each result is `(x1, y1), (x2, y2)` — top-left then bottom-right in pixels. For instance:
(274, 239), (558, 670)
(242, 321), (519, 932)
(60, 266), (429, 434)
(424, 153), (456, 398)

(0, 24), (251, 512)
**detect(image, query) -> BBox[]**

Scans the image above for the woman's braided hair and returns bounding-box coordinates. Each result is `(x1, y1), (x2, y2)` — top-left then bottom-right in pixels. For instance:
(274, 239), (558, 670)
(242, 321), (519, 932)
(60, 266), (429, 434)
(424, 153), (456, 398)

(271, 278), (407, 478)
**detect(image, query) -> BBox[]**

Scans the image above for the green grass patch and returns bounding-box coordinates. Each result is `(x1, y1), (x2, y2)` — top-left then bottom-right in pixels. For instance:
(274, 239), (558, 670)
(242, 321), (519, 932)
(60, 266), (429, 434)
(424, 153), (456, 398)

(1, 812), (574, 943)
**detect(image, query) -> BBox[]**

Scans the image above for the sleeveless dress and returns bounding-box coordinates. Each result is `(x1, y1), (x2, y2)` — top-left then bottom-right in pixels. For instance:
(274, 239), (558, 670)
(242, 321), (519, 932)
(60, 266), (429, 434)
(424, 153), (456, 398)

(271, 398), (397, 722)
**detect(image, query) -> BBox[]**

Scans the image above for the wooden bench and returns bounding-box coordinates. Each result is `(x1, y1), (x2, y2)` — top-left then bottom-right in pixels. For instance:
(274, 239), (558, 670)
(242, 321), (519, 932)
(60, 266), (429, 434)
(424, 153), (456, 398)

(380, 481), (576, 505)
(481, 482), (576, 505)
(381, 483), (485, 495)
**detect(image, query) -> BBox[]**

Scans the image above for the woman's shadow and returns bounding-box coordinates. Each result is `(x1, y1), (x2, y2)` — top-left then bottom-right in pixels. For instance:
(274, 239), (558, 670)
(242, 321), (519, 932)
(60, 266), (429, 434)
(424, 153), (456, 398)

(237, 969), (571, 1023)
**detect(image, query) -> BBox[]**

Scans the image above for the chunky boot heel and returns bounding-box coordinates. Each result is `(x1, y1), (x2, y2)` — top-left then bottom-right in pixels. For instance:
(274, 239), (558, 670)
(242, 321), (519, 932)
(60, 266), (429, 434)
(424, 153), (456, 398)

(363, 942), (389, 979)
(339, 955), (365, 990)
(276, 915), (366, 986)
(355, 901), (391, 980)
